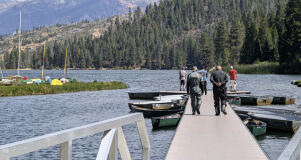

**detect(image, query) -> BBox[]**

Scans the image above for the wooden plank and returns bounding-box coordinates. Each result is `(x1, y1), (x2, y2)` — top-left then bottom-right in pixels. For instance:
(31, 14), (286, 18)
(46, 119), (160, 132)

(165, 91), (268, 160)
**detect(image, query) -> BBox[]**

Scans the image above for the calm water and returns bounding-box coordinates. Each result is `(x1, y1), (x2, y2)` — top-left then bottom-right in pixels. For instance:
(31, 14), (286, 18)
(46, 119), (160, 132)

(0, 70), (301, 160)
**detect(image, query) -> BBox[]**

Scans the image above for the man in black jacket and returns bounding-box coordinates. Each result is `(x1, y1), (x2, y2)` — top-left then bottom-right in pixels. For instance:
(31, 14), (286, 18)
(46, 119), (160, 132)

(210, 66), (228, 116)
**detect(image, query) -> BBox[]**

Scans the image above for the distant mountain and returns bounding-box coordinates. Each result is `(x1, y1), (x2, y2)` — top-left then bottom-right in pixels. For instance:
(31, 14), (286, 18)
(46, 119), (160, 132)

(0, 0), (157, 34)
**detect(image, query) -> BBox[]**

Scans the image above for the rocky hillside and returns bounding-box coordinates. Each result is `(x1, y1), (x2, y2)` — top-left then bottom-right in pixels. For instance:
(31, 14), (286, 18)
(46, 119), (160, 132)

(0, 15), (127, 55)
(0, 0), (158, 34)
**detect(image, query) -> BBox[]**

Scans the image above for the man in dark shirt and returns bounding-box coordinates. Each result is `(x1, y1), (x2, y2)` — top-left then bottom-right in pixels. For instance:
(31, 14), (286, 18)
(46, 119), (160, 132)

(210, 66), (228, 116)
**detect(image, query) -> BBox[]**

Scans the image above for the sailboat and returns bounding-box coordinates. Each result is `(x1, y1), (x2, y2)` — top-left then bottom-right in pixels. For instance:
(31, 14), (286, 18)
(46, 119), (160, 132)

(12, 10), (23, 81)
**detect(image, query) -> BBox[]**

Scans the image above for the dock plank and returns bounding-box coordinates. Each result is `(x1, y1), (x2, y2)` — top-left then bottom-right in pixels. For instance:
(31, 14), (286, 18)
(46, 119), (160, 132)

(165, 91), (268, 160)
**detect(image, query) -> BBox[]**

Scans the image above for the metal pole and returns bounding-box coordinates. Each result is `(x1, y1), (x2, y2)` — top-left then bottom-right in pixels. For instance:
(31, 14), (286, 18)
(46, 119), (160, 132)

(17, 10), (21, 76)
(41, 42), (46, 80)
(0, 66), (3, 79)
(64, 47), (68, 77)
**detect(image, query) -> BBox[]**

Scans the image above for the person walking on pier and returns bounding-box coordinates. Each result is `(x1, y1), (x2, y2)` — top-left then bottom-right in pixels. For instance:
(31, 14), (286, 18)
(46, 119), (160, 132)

(179, 67), (186, 91)
(210, 66), (228, 116)
(228, 66), (238, 92)
(199, 66), (208, 95)
(187, 66), (203, 115)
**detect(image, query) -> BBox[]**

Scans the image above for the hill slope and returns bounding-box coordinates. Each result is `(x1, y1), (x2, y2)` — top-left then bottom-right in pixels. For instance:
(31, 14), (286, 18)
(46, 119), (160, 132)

(0, 0), (158, 34)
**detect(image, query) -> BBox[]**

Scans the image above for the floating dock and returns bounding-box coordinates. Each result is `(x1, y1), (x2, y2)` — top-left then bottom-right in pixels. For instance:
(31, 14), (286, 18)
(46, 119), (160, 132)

(165, 91), (268, 160)
(227, 90), (251, 94)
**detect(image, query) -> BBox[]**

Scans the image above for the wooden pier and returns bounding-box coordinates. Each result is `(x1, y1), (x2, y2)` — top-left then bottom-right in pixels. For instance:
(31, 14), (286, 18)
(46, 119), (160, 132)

(165, 91), (268, 160)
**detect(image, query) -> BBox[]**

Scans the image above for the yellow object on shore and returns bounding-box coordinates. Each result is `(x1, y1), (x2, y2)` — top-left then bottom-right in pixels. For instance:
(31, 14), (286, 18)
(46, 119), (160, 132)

(31, 79), (41, 82)
(51, 79), (63, 86)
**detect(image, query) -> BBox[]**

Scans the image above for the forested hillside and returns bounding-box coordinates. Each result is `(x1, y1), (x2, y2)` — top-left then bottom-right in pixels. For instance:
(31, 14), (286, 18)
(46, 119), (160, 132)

(3, 0), (301, 73)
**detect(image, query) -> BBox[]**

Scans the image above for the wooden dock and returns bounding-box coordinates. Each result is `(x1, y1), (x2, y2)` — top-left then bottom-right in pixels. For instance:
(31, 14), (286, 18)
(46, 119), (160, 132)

(165, 91), (268, 160)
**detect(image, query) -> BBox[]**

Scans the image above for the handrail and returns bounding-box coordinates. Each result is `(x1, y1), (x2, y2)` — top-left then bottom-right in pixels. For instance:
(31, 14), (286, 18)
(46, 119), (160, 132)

(278, 127), (301, 160)
(0, 113), (150, 160)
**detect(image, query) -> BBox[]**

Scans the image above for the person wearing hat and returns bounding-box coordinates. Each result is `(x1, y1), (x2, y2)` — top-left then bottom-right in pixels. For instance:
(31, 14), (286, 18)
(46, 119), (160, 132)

(179, 67), (186, 91)
(186, 66), (204, 115)
(210, 66), (228, 116)
(228, 66), (238, 92)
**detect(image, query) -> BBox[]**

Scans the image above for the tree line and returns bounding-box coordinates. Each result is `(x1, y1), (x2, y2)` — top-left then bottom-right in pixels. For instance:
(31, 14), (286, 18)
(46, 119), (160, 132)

(3, 0), (300, 73)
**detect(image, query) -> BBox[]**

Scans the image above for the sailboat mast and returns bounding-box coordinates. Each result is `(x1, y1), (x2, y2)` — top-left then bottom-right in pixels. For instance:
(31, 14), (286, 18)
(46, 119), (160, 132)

(42, 42), (46, 80)
(17, 10), (21, 76)
(0, 66), (3, 79)
(64, 47), (68, 76)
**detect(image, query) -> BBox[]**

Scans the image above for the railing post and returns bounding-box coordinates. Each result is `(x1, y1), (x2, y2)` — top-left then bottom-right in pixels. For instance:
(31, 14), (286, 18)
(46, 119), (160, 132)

(108, 130), (117, 160)
(117, 127), (132, 160)
(136, 120), (150, 160)
(60, 140), (72, 160)
(96, 129), (117, 160)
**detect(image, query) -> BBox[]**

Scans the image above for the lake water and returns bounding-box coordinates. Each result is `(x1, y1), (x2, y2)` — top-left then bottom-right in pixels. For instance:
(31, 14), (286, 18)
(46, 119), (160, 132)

(0, 70), (301, 160)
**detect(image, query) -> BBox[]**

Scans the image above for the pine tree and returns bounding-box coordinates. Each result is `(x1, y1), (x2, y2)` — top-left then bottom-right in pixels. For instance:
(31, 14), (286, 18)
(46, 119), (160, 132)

(214, 19), (229, 66)
(229, 18), (244, 64)
(279, 0), (301, 73)
(200, 32), (215, 68)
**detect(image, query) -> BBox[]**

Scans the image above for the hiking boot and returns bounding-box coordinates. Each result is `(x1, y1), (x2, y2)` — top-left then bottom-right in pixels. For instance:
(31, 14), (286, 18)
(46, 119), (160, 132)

(196, 109), (200, 114)
(215, 113), (220, 116)
(221, 109), (227, 115)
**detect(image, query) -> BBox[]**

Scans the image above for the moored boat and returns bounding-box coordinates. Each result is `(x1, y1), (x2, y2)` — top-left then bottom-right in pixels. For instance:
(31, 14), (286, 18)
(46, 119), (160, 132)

(128, 100), (174, 110)
(227, 90), (251, 94)
(128, 92), (160, 100)
(151, 113), (182, 129)
(131, 106), (184, 118)
(243, 118), (267, 136)
(272, 96), (296, 105)
(154, 95), (186, 101)
(228, 97), (241, 105)
(250, 113), (301, 133)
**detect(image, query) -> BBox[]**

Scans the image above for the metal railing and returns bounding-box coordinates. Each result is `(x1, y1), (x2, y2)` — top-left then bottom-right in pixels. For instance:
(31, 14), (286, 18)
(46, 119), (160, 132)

(278, 127), (301, 160)
(0, 113), (150, 160)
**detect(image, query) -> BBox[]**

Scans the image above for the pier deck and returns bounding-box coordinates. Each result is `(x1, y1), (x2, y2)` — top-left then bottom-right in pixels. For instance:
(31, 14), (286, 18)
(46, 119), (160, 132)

(165, 91), (268, 160)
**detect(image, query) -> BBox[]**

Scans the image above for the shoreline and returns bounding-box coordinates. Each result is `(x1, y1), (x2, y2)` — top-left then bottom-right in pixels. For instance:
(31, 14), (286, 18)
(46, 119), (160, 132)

(0, 81), (128, 97)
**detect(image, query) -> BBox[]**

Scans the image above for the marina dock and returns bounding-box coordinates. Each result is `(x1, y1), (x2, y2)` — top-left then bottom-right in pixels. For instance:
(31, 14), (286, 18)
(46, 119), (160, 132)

(165, 91), (269, 160)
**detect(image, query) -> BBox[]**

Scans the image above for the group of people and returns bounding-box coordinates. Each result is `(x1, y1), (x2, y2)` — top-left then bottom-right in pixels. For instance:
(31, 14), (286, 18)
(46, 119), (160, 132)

(179, 66), (238, 116)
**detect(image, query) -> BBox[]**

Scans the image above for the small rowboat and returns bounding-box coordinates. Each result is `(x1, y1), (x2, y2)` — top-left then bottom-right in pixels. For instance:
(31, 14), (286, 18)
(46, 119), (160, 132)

(128, 92), (160, 100)
(244, 118), (267, 136)
(228, 97), (241, 105)
(151, 113), (182, 129)
(128, 100), (173, 110)
(128, 98), (187, 111)
(131, 106), (184, 118)
(272, 96), (296, 105)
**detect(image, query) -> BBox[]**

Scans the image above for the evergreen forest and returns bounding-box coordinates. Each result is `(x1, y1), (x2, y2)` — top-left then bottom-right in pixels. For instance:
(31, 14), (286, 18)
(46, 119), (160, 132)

(3, 0), (301, 73)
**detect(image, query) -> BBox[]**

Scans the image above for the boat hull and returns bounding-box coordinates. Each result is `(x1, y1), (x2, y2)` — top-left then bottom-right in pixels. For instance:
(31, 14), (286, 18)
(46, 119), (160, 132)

(131, 106), (184, 118)
(128, 92), (160, 100)
(151, 114), (181, 129)
(244, 119), (267, 136)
